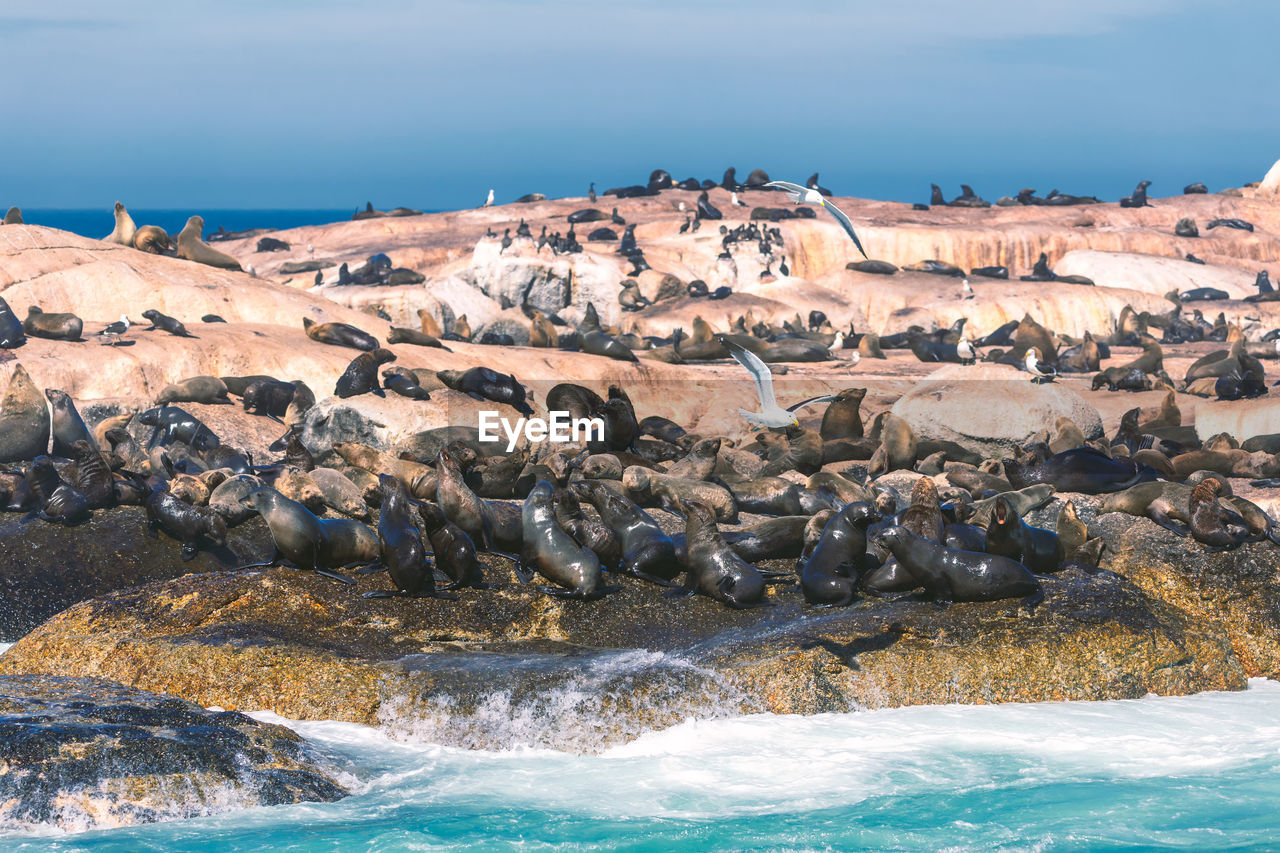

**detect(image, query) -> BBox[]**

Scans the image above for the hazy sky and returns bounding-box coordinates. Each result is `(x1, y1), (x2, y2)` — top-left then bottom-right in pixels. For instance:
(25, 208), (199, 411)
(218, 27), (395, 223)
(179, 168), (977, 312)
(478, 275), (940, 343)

(4, 1), (1277, 209)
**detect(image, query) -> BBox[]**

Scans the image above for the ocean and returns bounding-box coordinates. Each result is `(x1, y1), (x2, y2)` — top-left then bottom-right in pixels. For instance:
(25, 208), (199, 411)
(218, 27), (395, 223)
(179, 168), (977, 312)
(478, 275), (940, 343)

(6, 666), (1280, 852)
(17, 210), (357, 240)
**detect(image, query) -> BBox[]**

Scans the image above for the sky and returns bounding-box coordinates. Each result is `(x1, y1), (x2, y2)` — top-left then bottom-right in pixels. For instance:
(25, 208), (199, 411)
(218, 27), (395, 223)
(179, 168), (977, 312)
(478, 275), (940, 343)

(3, 1), (1278, 210)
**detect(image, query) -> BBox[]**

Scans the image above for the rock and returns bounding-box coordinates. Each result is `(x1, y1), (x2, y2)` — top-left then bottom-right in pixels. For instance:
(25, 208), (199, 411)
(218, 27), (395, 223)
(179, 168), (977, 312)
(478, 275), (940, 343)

(0, 507), (274, 641)
(890, 364), (1104, 456)
(1193, 397), (1280, 443)
(1094, 512), (1280, 678)
(0, 564), (1243, 753)
(1260, 158), (1280, 197)
(0, 674), (346, 831)
(1054, 250), (1257, 300)
(635, 270), (684, 304)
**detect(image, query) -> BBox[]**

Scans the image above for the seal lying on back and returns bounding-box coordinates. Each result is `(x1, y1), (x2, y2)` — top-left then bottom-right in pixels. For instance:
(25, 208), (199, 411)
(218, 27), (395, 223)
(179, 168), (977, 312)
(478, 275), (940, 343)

(437, 367), (533, 415)
(1003, 447), (1157, 494)
(516, 481), (609, 599)
(176, 215), (242, 270)
(303, 317), (378, 351)
(874, 526), (1042, 608)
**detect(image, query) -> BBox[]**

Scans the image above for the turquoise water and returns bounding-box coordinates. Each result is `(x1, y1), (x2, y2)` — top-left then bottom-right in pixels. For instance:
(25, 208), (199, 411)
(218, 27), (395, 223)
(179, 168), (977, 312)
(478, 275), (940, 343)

(7, 678), (1280, 851)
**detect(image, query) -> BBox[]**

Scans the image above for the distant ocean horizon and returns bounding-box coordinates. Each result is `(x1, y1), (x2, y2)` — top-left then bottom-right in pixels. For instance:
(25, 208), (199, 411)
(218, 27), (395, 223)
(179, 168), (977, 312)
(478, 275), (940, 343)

(19, 209), (410, 240)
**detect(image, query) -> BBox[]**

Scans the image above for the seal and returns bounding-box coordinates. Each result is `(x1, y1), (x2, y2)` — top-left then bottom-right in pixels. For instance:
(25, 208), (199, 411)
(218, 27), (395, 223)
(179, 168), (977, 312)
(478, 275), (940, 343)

(436, 443), (522, 550)
(382, 368), (431, 401)
(0, 365), (52, 463)
(26, 456), (90, 524)
(416, 501), (489, 590)
(334, 441), (436, 499)
(867, 413), (917, 476)
(239, 486), (369, 582)
(874, 525), (1042, 607)
(801, 501), (881, 606)
(819, 388), (866, 440)
(436, 367), (533, 415)
(581, 328), (639, 362)
(718, 515), (811, 561)
(141, 309), (194, 337)
(138, 405), (219, 452)
(386, 326), (450, 350)
(362, 475), (457, 599)
(145, 485), (227, 561)
(335, 348), (396, 398)
(983, 494), (1065, 573)
(156, 376), (231, 406)
(0, 296), (25, 348)
(3, 207), (23, 225)
(23, 307), (83, 341)
(667, 500), (768, 609)
(242, 378), (297, 420)
(514, 481), (609, 598)
(104, 201), (137, 246)
(176, 215), (242, 270)
(42, 389), (95, 456)
(623, 465), (737, 523)
(1004, 447), (1156, 494)
(1188, 478), (1257, 550)
(68, 439), (114, 508)
(574, 479), (682, 583)
(302, 317), (378, 351)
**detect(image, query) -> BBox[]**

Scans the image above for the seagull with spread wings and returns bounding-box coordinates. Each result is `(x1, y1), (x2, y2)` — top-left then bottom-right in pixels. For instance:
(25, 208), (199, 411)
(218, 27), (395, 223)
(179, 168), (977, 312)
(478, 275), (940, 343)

(720, 337), (837, 428)
(764, 180), (868, 258)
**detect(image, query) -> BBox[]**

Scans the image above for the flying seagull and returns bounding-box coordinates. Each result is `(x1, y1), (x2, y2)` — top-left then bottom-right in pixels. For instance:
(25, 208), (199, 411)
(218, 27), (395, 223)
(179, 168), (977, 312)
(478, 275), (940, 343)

(764, 180), (868, 258)
(720, 336), (837, 428)
(1024, 348), (1057, 384)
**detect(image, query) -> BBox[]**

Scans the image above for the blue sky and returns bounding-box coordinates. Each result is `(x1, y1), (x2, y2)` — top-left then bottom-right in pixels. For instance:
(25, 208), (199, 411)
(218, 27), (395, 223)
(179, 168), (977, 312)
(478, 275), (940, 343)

(3, 1), (1277, 210)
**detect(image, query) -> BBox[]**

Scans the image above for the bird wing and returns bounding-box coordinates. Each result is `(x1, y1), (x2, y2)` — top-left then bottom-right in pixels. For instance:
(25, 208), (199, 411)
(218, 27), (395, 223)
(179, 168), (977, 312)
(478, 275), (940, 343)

(764, 180), (808, 203)
(721, 337), (777, 411)
(818, 198), (869, 259)
(786, 394), (838, 413)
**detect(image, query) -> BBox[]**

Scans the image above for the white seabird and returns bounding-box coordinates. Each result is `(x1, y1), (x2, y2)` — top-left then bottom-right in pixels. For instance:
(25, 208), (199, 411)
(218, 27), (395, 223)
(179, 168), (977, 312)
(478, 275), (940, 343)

(480, 189), (495, 208)
(763, 180), (868, 258)
(961, 278), (974, 300)
(1024, 348), (1057, 383)
(720, 337), (836, 428)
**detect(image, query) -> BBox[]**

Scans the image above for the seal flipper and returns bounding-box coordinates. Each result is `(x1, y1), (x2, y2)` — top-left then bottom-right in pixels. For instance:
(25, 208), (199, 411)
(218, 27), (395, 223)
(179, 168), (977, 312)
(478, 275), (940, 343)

(355, 564), (387, 575)
(1020, 587), (1045, 612)
(362, 590), (397, 599)
(315, 568), (358, 584)
(663, 571), (698, 599)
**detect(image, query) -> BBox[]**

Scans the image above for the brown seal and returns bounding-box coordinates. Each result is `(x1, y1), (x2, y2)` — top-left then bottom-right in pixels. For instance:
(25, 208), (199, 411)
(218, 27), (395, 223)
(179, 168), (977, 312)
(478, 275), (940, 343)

(515, 480), (608, 598)
(0, 365), (51, 462)
(176, 215), (241, 270)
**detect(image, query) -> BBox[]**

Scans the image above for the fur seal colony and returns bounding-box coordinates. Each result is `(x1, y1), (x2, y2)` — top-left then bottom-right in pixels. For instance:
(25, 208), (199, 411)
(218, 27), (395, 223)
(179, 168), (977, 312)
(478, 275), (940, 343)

(0, 174), (1279, 726)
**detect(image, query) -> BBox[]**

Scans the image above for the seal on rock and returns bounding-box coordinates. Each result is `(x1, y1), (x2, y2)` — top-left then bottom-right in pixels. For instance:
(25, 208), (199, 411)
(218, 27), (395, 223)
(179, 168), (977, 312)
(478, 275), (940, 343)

(0, 365), (51, 463)
(303, 318), (379, 351)
(23, 307), (83, 341)
(801, 502), (881, 606)
(176, 215), (242, 270)
(516, 480), (608, 598)
(874, 526), (1043, 608)
(335, 348), (396, 398)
